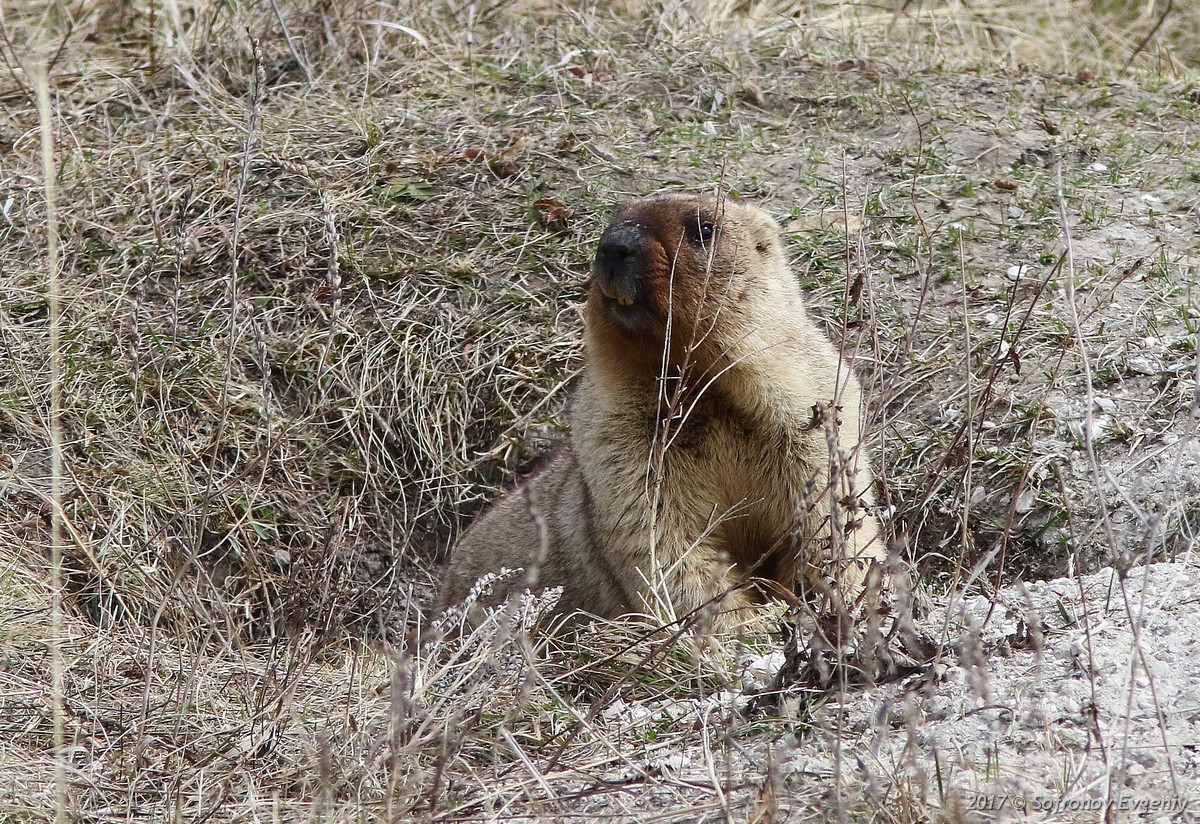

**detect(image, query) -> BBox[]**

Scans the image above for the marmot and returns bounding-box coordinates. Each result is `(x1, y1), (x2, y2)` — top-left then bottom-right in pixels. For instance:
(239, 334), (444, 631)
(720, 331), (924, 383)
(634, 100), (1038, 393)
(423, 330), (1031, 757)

(437, 194), (883, 628)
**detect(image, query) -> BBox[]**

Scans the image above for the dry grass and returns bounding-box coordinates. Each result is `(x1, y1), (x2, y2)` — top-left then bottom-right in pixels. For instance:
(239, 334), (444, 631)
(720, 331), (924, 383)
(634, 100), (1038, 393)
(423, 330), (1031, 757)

(2, 0), (1198, 820)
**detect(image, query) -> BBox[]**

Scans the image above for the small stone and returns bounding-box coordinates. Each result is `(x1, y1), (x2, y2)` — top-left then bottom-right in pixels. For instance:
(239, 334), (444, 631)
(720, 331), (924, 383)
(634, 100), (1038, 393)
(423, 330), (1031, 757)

(1057, 727), (1089, 748)
(745, 651), (785, 689)
(1076, 415), (1111, 442)
(1014, 488), (1036, 513)
(942, 666), (967, 686)
(1127, 356), (1157, 375)
(1129, 748), (1159, 769)
(659, 752), (688, 772)
(925, 696), (954, 720)
(1123, 762), (1146, 780)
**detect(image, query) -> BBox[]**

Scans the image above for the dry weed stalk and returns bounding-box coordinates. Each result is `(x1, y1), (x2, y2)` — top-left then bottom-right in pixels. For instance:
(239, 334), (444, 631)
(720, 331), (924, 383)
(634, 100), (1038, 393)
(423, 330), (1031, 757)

(33, 59), (68, 824)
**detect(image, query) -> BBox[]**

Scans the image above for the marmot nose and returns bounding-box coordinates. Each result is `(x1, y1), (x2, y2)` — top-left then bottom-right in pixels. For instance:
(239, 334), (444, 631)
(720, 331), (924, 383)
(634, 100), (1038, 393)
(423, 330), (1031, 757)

(594, 223), (648, 300)
(596, 223), (646, 263)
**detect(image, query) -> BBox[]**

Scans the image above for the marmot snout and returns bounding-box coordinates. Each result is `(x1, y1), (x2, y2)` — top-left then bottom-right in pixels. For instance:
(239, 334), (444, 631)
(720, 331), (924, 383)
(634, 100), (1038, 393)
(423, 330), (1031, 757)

(438, 194), (884, 629)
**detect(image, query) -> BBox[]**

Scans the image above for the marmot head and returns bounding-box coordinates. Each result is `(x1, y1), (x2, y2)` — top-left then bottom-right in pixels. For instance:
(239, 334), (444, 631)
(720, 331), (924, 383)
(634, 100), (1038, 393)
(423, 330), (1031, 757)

(586, 194), (796, 379)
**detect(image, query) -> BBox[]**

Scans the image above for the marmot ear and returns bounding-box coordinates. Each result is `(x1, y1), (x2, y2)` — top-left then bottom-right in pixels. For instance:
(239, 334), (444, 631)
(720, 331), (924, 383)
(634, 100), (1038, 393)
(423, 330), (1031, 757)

(754, 224), (778, 255)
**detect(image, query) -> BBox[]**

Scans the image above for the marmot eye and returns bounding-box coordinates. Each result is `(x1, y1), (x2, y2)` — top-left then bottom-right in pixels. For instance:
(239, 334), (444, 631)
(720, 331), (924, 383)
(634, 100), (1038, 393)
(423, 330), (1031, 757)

(692, 222), (715, 243)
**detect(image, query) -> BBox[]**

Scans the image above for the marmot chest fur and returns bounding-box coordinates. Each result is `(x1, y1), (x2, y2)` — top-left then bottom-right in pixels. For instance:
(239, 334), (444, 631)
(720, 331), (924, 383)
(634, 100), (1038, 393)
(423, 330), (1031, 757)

(437, 194), (883, 626)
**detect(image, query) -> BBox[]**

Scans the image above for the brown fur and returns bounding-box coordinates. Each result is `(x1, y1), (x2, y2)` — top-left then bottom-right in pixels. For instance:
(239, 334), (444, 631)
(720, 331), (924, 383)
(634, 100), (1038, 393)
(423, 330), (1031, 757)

(437, 195), (883, 627)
